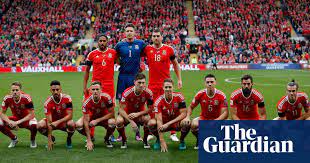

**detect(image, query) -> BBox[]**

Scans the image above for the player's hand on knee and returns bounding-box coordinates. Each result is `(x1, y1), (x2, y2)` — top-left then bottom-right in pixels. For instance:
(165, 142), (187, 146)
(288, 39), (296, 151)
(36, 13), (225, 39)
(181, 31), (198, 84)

(89, 120), (98, 127)
(86, 140), (94, 151)
(8, 121), (18, 129)
(160, 141), (168, 152)
(158, 124), (168, 132)
(128, 113), (138, 120)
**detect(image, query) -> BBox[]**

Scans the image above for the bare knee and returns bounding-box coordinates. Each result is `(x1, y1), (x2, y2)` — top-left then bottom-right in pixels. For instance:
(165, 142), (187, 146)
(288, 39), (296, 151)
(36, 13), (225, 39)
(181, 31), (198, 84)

(116, 116), (124, 127)
(75, 117), (84, 129)
(108, 118), (116, 128)
(67, 120), (75, 128)
(147, 119), (156, 128)
(191, 119), (199, 131)
(37, 119), (47, 129)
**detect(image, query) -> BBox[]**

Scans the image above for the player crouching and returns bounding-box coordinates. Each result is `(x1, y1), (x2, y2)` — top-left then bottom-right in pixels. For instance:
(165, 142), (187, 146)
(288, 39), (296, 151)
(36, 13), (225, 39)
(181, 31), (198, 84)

(76, 81), (116, 150)
(0, 81), (37, 148)
(37, 80), (75, 150)
(274, 80), (309, 120)
(116, 73), (153, 149)
(148, 79), (190, 152)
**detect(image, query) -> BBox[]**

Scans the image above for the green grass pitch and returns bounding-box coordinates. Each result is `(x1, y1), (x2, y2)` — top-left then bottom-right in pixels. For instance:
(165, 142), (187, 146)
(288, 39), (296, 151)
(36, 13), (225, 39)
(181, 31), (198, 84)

(0, 70), (309, 163)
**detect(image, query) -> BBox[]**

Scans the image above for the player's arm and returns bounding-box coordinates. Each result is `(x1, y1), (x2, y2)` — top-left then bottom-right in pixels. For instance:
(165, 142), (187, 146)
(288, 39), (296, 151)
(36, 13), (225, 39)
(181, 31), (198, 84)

(156, 112), (168, 152)
(258, 102), (266, 120)
(171, 58), (182, 89)
(16, 102), (35, 125)
(83, 63), (92, 95)
(51, 102), (73, 127)
(230, 106), (240, 120)
(0, 110), (10, 123)
(215, 99), (229, 120)
(83, 113), (94, 150)
(46, 113), (54, 150)
(134, 98), (154, 118)
(296, 97), (310, 120)
(215, 107), (229, 120)
(165, 108), (187, 129)
(92, 106), (114, 124)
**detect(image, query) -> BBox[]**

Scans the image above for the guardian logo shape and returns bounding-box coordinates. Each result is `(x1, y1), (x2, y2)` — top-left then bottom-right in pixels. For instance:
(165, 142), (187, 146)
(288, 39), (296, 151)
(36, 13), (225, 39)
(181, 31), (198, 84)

(203, 124), (294, 153)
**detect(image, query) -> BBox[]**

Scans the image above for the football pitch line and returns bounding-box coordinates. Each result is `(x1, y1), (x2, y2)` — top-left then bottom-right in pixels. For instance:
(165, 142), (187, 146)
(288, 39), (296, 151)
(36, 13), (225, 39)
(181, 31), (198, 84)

(224, 75), (310, 87)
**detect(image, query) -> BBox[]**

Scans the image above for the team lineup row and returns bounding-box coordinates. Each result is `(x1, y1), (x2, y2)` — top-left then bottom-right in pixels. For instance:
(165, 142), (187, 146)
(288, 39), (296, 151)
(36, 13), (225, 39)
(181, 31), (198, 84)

(0, 73), (309, 152)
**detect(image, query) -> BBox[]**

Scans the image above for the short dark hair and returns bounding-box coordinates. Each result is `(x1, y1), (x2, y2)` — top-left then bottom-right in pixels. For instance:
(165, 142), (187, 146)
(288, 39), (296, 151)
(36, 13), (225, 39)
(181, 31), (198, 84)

(97, 34), (109, 40)
(163, 78), (174, 84)
(205, 74), (216, 80)
(91, 81), (101, 86)
(287, 79), (299, 90)
(135, 73), (146, 80)
(125, 23), (135, 30)
(50, 80), (61, 86)
(241, 74), (253, 83)
(11, 81), (22, 89)
(152, 28), (162, 35)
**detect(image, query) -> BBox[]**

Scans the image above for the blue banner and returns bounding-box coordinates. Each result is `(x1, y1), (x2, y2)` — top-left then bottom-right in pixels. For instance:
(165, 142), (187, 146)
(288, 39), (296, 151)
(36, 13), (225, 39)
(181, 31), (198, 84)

(248, 64), (301, 70)
(199, 121), (310, 163)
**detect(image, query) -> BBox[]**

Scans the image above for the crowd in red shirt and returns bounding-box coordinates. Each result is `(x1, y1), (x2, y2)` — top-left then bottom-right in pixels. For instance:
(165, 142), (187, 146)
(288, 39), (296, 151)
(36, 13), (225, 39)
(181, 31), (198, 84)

(0, 0), (95, 67)
(0, 0), (309, 67)
(283, 0), (310, 35)
(192, 0), (309, 64)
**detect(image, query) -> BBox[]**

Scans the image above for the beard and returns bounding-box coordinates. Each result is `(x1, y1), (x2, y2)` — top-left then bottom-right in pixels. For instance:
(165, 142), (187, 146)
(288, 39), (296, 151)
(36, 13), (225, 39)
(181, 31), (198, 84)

(242, 87), (252, 97)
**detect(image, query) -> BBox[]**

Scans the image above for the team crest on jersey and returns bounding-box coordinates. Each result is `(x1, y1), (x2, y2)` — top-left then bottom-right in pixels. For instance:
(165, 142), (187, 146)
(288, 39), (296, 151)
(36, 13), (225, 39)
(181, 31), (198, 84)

(150, 50), (153, 53)
(214, 100), (219, 105)
(174, 102), (178, 109)
(162, 50), (167, 55)
(250, 100), (255, 105)
(101, 102), (106, 108)
(141, 97), (146, 102)
(202, 100), (206, 103)
(163, 106), (167, 110)
(108, 53), (112, 58)
(53, 107), (56, 110)
(62, 103), (66, 109)
(96, 55), (99, 58)
(130, 98), (134, 102)
(96, 109), (101, 114)
(20, 104), (25, 109)
(11, 105), (14, 108)
(135, 45), (139, 50)
(135, 104), (139, 108)
(57, 109), (61, 113)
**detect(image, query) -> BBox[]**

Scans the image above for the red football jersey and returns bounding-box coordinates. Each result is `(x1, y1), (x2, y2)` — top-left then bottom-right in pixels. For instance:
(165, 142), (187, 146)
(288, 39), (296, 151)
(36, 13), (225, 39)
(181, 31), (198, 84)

(82, 93), (114, 119)
(44, 93), (73, 122)
(230, 88), (264, 120)
(277, 92), (309, 120)
(191, 89), (228, 120)
(86, 48), (117, 97)
(153, 92), (186, 123)
(143, 44), (175, 86)
(120, 86), (153, 114)
(2, 93), (34, 119)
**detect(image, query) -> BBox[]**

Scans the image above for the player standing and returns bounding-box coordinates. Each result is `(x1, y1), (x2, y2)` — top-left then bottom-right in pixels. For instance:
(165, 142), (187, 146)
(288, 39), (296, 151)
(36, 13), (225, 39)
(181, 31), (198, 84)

(76, 81), (116, 150)
(230, 75), (267, 120)
(143, 28), (182, 142)
(275, 80), (309, 120)
(0, 82), (37, 148)
(148, 79), (190, 152)
(37, 80), (75, 150)
(83, 34), (117, 141)
(184, 74), (228, 149)
(115, 23), (147, 141)
(116, 73), (153, 149)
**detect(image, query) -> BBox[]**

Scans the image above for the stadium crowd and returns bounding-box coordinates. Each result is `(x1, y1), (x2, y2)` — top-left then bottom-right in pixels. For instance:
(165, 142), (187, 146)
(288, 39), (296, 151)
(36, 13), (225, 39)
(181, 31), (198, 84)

(0, 0), (309, 67)
(282, 0), (310, 35)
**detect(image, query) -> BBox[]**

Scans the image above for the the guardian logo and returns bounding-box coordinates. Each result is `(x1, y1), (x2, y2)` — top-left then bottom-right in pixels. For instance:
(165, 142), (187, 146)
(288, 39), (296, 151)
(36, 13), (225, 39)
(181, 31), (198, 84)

(203, 124), (294, 153)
